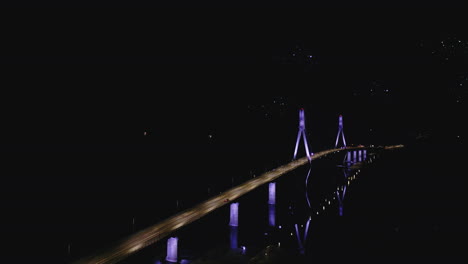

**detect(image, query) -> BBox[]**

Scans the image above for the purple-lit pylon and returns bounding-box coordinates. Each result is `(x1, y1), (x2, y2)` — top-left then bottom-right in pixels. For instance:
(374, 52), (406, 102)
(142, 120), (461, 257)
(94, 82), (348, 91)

(335, 115), (347, 148)
(293, 108), (312, 161)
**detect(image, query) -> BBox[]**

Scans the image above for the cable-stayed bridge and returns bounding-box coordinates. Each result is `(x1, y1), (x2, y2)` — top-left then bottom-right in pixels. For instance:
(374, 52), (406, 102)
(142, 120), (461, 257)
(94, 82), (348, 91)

(72, 110), (403, 264)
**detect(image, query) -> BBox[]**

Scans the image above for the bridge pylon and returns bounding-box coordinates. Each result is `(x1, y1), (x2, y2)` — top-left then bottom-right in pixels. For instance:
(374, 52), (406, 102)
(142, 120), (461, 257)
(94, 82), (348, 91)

(293, 108), (312, 161)
(268, 182), (276, 227)
(335, 115), (347, 148)
(229, 203), (239, 250)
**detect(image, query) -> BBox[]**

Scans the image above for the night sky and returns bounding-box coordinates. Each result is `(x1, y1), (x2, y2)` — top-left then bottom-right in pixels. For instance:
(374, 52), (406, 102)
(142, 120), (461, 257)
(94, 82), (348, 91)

(1, 3), (466, 263)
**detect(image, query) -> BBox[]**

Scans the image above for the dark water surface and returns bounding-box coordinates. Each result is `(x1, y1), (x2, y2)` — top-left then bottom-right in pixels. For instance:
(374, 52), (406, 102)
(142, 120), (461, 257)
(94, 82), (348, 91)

(2, 141), (464, 264)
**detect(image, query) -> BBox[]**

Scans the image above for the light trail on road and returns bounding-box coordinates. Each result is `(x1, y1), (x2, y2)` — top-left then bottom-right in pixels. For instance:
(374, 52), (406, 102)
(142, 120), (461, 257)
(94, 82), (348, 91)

(72, 145), (403, 264)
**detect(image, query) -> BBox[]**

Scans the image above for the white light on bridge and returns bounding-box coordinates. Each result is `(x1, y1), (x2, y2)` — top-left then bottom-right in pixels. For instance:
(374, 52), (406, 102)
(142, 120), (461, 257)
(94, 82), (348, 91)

(129, 243), (142, 253)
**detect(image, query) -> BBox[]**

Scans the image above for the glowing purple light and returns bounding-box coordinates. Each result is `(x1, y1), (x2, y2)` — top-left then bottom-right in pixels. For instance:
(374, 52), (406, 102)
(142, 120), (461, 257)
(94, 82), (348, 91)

(229, 203), (239, 227)
(230, 226), (238, 249)
(269, 204), (276, 227)
(294, 224), (304, 250)
(268, 182), (276, 205)
(166, 237), (178, 263)
(305, 167), (312, 208)
(293, 109), (311, 160)
(294, 222), (308, 255)
(336, 185), (347, 216)
(303, 218), (311, 244)
(335, 115), (347, 148)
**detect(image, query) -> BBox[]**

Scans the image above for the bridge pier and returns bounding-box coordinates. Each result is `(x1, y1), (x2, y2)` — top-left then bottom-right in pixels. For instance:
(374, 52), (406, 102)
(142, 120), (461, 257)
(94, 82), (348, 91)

(363, 149), (367, 160)
(165, 237), (178, 263)
(358, 150), (362, 162)
(268, 182), (276, 227)
(268, 182), (276, 205)
(353, 151), (357, 163)
(229, 203), (239, 227)
(229, 203), (239, 250)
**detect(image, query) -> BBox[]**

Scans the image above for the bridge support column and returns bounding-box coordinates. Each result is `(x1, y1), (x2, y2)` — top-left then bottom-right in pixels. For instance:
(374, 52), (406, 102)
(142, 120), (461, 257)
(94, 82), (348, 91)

(268, 182), (276, 205)
(229, 203), (239, 250)
(358, 150), (362, 162)
(363, 150), (367, 160)
(229, 203), (239, 227)
(268, 182), (276, 227)
(165, 237), (178, 263)
(353, 151), (357, 163)
(347, 151), (352, 164)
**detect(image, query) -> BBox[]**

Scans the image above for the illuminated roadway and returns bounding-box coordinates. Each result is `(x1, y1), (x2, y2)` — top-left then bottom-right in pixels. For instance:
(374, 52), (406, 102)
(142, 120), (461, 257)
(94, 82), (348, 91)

(72, 145), (403, 264)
